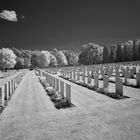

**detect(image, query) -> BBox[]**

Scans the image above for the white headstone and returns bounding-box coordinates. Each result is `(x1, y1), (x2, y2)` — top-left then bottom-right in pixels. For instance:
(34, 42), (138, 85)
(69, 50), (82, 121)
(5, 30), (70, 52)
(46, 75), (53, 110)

(0, 86), (4, 107)
(94, 75), (99, 88)
(60, 81), (64, 96)
(56, 79), (59, 91)
(103, 75), (109, 92)
(66, 84), (71, 104)
(82, 73), (85, 83)
(87, 74), (91, 83)
(136, 73), (140, 87)
(115, 78), (123, 96)
(4, 83), (9, 100)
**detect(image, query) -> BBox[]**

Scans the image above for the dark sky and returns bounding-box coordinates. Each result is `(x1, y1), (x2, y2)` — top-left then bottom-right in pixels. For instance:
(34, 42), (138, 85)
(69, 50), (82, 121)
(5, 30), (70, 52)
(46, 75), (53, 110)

(0, 0), (140, 52)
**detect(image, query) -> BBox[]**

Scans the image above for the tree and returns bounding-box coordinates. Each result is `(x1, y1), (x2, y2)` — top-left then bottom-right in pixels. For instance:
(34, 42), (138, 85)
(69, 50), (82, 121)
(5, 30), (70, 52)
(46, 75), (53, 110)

(133, 39), (137, 61)
(103, 45), (109, 63)
(51, 48), (68, 67)
(109, 45), (117, 63)
(58, 51), (68, 66)
(31, 51), (48, 68)
(122, 44), (128, 62)
(124, 40), (133, 61)
(78, 43), (103, 65)
(11, 47), (33, 69)
(0, 48), (16, 71)
(22, 50), (32, 68)
(62, 50), (79, 66)
(14, 57), (24, 69)
(49, 54), (57, 67)
(134, 39), (140, 60)
(116, 43), (123, 62)
(41, 51), (51, 66)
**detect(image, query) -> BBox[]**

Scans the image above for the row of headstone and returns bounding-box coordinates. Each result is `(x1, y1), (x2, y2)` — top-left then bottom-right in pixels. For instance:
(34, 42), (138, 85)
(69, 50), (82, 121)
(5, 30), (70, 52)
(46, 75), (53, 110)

(44, 61), (140, 96)
(41, 70), (71, 104)
(0, 72), (26, 108)
(0, 70), (17, 79)
(61, 68), (124, 96)
(63, 63), (140, 88)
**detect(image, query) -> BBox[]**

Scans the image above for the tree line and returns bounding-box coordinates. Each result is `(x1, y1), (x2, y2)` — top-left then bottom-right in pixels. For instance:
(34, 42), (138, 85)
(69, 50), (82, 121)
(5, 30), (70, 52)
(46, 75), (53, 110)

(0, 47), (78, 71)
(0, 39), (140, 71)
(79, 39), (140, 65)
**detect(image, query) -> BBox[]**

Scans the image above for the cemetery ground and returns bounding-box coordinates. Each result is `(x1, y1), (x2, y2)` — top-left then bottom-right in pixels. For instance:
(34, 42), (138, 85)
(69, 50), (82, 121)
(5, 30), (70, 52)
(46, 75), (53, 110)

(0, 71), (140, 140)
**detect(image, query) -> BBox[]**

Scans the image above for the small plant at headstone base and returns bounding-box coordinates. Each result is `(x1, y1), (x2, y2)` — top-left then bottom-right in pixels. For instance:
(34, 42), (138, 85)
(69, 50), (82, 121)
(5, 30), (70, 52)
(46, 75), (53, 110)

(55, 98), (71, 109)
(59, 75), (63, 78)
(39, 77), (50, 88)
(96, 87), (104, 94)
(50, 92), (64, 102)
(46, 87), (56, 96)
(59, 75), (64, 78)
(87, 84), (98, 90)
(43, 82), (50, 88)
(68, 78), (75, 82)
(106, 92), (120, 99)
(42, 80), (50, 87)
(64, 77), (69, 80)
(38, 76), (45, 81)
(80, 82), (88, 87)
(59, 75), (69, 80)
(64, 76), (69, 80)
(75, 80), (82, 84)
(96, 87), (120, 99)
(75, 80), (86, 87)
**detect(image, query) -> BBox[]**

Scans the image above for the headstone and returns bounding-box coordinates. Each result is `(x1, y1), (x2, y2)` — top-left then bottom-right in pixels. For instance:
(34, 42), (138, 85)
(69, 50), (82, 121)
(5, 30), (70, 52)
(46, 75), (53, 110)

(108, 70), (112, 77)
(77, 72), (80, 81)
(4, 83), (9, 100)
(0, 86), (4, 107)
(103, 75), (109, 92)
(126, 67), (129, 72)
(121, 68), (125, 76)
(94, 75), (99, 88)
(130, 69), (134, 78)
(60, 81), (64, 96)
(82, 73), (85, 83)
(66, 84), (71, 104)
(55, 78), (57, 89)
(13, 79), (16, 90)
(136, 73), (140, 87)
(87, 74), (91, 83)
(73, 71), (76, 81)
(8, 81), (11, 96)
(50, 76), (52, 86)
(70, 71), (72, 79)
(124, 72), (130, 85)
(87, 70), (90, 77)
(56, 79), (59, 91)
(53, 78), (56, 88)
(115, 68), (120, 78)
(115, 78), (123, 96)
(11, 79), (14, 94)
(133, 67), (136, 74)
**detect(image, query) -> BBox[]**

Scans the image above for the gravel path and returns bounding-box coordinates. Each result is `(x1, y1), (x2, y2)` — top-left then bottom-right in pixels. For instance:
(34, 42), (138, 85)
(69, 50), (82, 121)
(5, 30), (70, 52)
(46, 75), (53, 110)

(0, 71), (140, 140)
